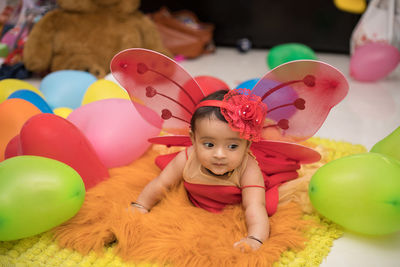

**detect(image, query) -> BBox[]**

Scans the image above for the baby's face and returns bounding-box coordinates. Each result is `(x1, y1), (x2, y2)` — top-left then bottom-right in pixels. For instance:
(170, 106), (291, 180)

(190, 117), (249, 176)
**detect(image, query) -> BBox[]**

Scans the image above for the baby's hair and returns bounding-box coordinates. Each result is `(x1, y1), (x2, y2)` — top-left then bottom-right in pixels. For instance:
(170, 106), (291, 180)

(190, 89), (229, 133)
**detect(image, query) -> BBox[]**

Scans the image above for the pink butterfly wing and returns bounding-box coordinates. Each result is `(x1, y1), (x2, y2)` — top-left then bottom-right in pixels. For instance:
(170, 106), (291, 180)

(110, 48), (206, 134)
(251, 60), (349, 142)
(148, 135), (192, 147)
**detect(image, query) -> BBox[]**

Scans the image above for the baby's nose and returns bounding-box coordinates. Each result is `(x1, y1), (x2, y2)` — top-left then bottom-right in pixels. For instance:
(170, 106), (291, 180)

(214, 147), (226, 158)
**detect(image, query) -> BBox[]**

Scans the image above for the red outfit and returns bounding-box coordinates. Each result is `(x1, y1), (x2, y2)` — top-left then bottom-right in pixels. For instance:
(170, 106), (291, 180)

(155, 146), (300, 216)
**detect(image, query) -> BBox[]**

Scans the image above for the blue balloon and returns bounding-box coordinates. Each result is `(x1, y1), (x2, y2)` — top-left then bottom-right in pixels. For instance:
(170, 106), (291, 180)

(235, 78), (260, 90)
(7, 89), (53, 113)
(40, 70), (97, 109)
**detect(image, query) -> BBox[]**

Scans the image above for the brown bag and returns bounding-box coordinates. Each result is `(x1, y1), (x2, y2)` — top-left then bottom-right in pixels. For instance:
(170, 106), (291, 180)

(149, 7), (215, 59)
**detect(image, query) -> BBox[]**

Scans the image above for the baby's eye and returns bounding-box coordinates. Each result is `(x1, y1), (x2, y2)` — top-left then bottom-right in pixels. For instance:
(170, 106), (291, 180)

(203, 142), (214, 148)
(228, 144), (239, 150)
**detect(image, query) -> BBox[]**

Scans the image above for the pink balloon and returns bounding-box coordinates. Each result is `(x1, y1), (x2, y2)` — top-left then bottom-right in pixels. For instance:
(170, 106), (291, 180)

(67, 99), (162, 168)
(15, 113), (109, 190)
(350, 43), (400, 82)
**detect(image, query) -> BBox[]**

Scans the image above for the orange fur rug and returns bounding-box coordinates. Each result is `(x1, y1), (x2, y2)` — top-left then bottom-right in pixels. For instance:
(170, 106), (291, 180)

(53, 148), (314, 266)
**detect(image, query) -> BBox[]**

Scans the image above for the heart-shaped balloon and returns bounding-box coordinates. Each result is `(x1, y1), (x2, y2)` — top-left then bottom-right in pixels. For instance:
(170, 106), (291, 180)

(0, 155), (85, 241)
(81, 79), (130, 105)
(309, 153), (400, 235)
(10, 113), (109, 190)
(7, 89), (53, 113)
(350, 43), (400, 82)
(67, 98), (161, 168)
(4, 135), (21, 159)
(40, 70), (97, 109)
(370, 126), (400, 162)
(0, 98), (41, 161)
(0, 78), (43, 103)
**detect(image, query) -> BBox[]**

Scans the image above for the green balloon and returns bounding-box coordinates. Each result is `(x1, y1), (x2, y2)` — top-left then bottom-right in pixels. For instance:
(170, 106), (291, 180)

(0, 43), (8, 58)
(309, 153), (400, 235)
(371, 126), (400, 162)
(0, 156), (85, 241)
(267, 43), (317, 69)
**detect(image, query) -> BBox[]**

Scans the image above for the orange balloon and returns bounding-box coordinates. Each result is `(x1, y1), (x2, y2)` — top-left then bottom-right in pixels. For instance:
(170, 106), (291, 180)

(0, 98), (41, 161)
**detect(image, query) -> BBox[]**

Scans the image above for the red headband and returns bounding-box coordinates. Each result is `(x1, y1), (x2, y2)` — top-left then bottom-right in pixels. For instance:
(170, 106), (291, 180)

(195, 100), (227, 109)
(194, 89), (268, 142)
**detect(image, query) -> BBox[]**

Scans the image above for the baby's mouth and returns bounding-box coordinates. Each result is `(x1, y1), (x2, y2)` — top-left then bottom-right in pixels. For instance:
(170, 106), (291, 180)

(205, 166), (232, 177)
(212, 163), (225, 167)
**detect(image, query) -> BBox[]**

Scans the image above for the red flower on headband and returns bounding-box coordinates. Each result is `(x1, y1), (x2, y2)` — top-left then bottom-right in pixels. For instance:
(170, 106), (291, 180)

(221, 89), (268, 142)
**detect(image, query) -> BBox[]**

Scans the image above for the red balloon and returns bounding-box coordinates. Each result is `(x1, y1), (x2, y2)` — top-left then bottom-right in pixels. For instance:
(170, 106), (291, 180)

(4, 135), (21, 159)
(16, 114), (109, 190)
(194, 75), (230, 96)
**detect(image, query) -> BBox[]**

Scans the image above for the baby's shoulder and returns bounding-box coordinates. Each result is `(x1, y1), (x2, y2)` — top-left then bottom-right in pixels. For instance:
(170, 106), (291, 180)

(174, 147), (193, 165)
(245, 154), (260, 170)
(163, 147), (191, 175)
(240, 156), (264, 185)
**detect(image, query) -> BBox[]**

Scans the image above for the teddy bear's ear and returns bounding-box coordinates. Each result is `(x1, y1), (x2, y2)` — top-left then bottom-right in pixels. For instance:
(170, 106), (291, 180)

(57, 0), (140, 14)
(57, 0), (96, 12)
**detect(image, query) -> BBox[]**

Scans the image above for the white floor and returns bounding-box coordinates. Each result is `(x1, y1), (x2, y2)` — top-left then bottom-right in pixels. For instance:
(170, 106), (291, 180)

(178, 47), (400, 267)
(26, 47), (400, 266)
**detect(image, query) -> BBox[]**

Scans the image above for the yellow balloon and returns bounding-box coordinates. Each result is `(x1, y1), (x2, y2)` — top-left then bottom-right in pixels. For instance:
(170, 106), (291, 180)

(53, 107), (73, 118)
(81, 79), (130, 105)
(334, 0), (366, 14)
(0, 79), (44, 103)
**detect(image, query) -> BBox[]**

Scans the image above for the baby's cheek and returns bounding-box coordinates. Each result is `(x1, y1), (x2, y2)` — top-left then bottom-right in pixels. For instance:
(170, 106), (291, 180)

(196, 151), (210, 165)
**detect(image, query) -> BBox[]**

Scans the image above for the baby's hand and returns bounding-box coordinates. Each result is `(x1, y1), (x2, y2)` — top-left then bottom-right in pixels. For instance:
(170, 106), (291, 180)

(233, 236), (263, 252)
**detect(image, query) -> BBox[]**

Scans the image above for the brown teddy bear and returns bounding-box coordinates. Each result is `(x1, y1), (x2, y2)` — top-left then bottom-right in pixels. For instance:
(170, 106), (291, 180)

(23, 0), (171, 78)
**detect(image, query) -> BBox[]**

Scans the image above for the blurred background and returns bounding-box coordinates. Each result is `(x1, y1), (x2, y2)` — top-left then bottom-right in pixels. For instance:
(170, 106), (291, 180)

(140, 0), (361, 53)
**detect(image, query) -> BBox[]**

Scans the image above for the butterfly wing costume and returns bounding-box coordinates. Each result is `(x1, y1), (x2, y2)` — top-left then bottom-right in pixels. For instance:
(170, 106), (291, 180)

(111, 48), (349, 215)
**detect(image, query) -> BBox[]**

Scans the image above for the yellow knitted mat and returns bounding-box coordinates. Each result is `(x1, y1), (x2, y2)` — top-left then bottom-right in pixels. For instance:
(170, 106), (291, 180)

(0, 138), (366, 267)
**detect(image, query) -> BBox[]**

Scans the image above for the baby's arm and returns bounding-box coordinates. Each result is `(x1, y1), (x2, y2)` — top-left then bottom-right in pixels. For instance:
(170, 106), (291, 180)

(131, 149), (188, 213)
(234, 157), (269, 251)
